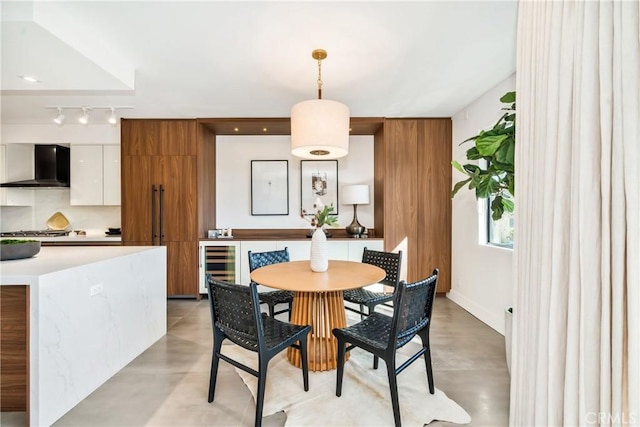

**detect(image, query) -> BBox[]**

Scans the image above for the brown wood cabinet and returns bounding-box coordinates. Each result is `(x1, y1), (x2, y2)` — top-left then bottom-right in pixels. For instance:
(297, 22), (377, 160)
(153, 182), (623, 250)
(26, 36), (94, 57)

(121, 119), (214, 297)
(122, 117), (451, 297)
(375, 118), (452, 293)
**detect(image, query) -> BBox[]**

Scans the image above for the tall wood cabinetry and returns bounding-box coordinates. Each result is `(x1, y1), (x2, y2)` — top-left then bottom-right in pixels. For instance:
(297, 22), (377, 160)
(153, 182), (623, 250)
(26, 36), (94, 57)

(120, 119), (215, 297)
(375, 118), (452, 293)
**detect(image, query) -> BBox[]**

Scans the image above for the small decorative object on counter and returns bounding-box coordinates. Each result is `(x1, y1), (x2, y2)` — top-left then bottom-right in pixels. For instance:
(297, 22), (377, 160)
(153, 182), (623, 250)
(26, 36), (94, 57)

(0, 239), (41, 261)
(46, 211), (70, 230)
(106, 228), (121, 236)
(302, 198), (338, 272)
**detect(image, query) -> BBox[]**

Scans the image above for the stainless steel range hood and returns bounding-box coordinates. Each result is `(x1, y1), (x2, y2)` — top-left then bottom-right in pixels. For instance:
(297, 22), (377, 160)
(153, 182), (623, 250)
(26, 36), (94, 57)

(0, 145), (70, 188)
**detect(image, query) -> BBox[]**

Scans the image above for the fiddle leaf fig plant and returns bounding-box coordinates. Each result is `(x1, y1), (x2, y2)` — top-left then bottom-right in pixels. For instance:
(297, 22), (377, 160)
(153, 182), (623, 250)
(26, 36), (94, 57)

(452, 91), (515, 220)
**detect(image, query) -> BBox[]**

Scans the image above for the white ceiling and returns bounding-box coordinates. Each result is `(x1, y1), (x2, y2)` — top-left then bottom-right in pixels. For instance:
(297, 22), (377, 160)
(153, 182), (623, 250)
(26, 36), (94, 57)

(1, 1), (518, 125)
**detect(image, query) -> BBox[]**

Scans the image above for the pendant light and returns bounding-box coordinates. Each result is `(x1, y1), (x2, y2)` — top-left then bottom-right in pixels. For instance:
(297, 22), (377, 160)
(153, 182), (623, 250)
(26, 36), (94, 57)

(291, 49), (350, 159)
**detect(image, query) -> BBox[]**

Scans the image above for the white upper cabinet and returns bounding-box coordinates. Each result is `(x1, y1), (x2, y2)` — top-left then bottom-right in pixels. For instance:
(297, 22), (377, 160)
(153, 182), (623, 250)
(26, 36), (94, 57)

(0, 144), (34, 206)
(103, 145), (121, 206)
(70, 145), (120, 206)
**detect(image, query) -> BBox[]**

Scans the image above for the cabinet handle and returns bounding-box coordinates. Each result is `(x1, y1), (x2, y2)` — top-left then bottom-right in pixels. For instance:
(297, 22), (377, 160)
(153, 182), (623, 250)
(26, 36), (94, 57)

(151, 185), (158, 245)
(159, 184), (165, 246)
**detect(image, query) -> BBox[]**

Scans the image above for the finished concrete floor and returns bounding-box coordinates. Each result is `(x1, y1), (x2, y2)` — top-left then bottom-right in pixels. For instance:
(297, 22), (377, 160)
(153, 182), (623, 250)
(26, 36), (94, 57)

(5, 297), (510, 426)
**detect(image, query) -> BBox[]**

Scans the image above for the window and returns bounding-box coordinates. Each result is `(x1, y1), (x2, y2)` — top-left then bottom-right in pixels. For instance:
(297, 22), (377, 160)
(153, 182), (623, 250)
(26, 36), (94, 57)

(487, 194), (514, 248)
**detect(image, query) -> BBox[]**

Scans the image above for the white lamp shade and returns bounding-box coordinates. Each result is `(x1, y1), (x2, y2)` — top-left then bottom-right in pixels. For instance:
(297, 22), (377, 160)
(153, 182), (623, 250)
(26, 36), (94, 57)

(341, 184), (370, 205)
(291, 99), (350, 159)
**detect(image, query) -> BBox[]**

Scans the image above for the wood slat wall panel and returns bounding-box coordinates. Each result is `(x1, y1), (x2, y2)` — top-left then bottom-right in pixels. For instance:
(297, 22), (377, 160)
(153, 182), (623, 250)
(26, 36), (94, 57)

(383, 120), (419, 279)
(121, 155), (153, 243)
(159, 120), (198, 155)
(165, 241), (198, 296)
(0, 286), (29, 412)
(197, 123), (217, 237)
(154, 155), (198, 242)
(417, 119), (452, 293)
(381, 118), (451, 292)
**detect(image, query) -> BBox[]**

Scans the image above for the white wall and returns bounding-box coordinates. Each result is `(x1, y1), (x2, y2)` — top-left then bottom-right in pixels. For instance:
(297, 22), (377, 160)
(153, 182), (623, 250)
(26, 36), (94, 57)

(449, 73), (515, 334)
(216, 135), (374, 230)
(2, 124), (120, 145)
(0, 124), (120, 234)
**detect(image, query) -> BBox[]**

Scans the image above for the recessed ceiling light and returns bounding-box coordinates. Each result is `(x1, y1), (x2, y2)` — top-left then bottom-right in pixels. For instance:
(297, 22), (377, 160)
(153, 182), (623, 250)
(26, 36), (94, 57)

(263, 128), (268, 132)
(18, 75), (41, 83)
(234, 127), (239, 132)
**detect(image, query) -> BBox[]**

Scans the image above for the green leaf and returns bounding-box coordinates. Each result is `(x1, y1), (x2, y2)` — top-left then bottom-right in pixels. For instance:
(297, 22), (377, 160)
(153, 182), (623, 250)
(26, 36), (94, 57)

(465, 147), (483, 160)
(463, 164), (480, 174)
(451, 160), (466, 174)
(494, 138), (515, 165)
(502, 198), (515, 212)
(451, 177), (472, 197)
(500, 91), (516, 103)
(475, 177), (498, 198)
(491, 196), (505, 220)
(476, 134), (508, 156)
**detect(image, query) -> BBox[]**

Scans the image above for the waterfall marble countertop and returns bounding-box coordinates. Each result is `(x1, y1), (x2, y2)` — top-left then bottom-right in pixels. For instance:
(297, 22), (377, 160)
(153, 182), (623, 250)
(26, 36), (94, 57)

(0, 246), (142, 281)
(0, 246), (167, 427)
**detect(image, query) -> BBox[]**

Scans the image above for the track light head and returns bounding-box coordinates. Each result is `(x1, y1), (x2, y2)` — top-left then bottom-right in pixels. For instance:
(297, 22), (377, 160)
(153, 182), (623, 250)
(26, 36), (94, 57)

(108, 107), (117, 125)
(53, 108), (65, 125)
(79, 107), (89, 125)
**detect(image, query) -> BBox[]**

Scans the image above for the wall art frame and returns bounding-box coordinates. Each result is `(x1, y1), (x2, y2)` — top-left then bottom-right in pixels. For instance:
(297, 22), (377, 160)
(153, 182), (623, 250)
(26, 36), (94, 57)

(250, 160), (289, 216)
(300, 159), (339, 216)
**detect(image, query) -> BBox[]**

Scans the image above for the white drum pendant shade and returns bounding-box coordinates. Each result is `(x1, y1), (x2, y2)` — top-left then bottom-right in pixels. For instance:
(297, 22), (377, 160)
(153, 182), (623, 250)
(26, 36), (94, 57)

(291, 99), (350, 159)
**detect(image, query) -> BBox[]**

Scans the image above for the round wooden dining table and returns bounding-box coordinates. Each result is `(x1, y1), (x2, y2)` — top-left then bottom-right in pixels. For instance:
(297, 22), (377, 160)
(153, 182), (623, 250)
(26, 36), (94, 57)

(250, 259), (385, 371)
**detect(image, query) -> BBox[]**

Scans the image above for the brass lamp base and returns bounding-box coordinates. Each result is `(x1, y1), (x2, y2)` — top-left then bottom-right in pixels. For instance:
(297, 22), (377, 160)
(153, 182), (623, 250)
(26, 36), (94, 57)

(346, 204), (367, 238)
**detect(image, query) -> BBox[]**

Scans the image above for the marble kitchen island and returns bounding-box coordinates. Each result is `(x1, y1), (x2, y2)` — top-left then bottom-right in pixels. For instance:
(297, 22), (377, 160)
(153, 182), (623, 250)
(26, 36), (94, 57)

(0, 246), (167, 426)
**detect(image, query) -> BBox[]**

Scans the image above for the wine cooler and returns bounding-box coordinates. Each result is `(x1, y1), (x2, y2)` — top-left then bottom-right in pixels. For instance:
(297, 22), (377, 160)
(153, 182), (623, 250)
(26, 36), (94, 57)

(199, 241), (241, 294)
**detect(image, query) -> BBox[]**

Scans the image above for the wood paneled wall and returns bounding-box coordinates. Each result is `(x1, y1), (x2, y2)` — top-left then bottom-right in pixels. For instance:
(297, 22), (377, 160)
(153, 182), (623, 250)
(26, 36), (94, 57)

(0, 285), (29, 412)
(378, 118), (452, 293)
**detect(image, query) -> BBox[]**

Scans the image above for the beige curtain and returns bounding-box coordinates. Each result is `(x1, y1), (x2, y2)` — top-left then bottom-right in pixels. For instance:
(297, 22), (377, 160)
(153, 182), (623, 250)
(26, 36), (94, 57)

(511, 1), (639, 425)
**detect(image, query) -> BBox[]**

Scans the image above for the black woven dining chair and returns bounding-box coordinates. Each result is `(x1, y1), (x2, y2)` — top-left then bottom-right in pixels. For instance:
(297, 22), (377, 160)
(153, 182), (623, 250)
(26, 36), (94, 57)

(248, 248), (294, 319)
(343, 247), (402, 319)
(333, 269), (439, 427)
(206, 277), (311, 427)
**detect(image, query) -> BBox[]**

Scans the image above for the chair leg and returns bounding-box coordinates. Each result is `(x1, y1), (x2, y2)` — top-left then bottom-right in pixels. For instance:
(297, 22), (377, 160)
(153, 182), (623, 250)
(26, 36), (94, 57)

(386, 360), (401, 427)
(419, 331), (435, 394)
(268, 303), (275, 317)
(359, 304), (365, 320)
(255, 358), (269, 427)
(288, 301), (292, 321)
(336, 339), (346, 397)
(299, 338), (310, 391)
(369, 306), (380, 370)
(208, 329), (224, 402)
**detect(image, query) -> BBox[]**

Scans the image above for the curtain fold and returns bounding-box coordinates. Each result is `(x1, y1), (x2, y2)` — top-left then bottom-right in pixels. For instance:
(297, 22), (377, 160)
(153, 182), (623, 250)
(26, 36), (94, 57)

(512, 1), (639, 425)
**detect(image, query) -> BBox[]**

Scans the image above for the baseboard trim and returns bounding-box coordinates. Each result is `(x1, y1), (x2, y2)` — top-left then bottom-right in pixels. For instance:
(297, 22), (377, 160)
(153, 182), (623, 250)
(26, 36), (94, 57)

(446, 289), (505, 335)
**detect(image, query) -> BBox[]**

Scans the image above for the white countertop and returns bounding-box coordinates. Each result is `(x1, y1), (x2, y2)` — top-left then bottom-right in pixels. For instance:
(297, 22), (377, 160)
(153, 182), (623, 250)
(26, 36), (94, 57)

(0, 246), (160, 282)
(30, 235), (121, 243)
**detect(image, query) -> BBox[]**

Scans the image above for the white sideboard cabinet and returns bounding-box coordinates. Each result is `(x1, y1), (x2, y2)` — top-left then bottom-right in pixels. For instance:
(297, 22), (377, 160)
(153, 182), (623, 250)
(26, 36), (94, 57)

(70, 145), (120, 206)
(198, 238), (384, 295)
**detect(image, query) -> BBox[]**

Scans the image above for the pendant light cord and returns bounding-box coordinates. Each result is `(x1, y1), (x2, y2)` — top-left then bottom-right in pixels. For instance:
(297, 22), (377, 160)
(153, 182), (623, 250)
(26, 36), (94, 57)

(317, 56), (323, 100)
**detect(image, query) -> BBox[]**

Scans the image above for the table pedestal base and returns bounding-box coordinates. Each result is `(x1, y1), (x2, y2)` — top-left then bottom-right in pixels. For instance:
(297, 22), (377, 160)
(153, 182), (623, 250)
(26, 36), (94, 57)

(287, 290), (349, 371)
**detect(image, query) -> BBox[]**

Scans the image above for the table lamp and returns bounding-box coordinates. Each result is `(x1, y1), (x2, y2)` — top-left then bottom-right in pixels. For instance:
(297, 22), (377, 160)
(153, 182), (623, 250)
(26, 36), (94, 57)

(341, 184), (370, 238)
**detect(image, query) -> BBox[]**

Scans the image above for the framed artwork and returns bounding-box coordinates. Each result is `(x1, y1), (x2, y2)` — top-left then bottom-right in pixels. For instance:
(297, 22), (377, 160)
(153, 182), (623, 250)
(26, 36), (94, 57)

(250, 160), (289, 215)
(300, 160), (339, 215)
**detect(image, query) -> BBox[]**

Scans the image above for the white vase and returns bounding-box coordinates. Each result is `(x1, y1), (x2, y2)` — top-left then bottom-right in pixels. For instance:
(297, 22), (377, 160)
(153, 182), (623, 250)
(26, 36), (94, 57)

(310, 228), (328, 272)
